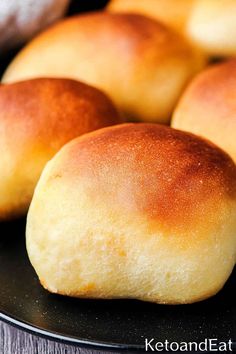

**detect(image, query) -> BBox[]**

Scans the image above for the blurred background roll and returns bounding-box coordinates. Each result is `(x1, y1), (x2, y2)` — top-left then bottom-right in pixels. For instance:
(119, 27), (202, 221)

(0, 78), (121, 220)
(108, 0), (236, 58)
(107, 0), (194, 36)
(172, 59), (236, 163)
(187, 0), (236, 57)
(2, 12), (205, 124)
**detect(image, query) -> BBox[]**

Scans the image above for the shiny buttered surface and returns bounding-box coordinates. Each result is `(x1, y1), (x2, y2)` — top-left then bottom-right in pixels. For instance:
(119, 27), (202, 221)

(172, 59), (236, 164)
(2, 12), (205, 124)
(26, 124), (236, 304)
(0, 78), (121, 220)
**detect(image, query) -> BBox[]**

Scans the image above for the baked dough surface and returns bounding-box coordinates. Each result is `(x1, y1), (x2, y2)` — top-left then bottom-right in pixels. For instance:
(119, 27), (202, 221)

(26, 123), (236, 304)
(0, 78), (120, 220)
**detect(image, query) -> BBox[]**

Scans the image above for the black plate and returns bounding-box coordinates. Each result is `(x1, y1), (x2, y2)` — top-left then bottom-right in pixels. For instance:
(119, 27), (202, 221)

(0, 219), (235, 352)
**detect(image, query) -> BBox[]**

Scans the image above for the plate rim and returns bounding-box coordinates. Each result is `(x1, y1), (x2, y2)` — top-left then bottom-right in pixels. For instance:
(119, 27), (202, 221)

(0, 310), (145, 352)
(1, 219), (236, 352)
(1, 310), (235, 353)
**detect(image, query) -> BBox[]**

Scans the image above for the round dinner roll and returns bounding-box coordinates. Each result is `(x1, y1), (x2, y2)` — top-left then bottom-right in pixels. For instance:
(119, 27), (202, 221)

(107, 0), (195, 36)
(2, 12), (205, 124)
(26, 123), (236, 304)
(187, 0), (236, 57)
(172, 59), (236, 164)
(0, 78), (121, 220)
(0, 0), (69, 52)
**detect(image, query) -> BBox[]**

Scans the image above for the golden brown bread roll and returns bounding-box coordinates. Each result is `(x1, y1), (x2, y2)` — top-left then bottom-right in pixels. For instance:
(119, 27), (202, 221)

(0, 78), (121, 220)
(187, 0), (236, 57)
(107, 0), (194, 35)
(26, 123), (236, 304)
(172, 59), (236, 164)
(109, 0), (236, 58)
(2, 12), (205, 124)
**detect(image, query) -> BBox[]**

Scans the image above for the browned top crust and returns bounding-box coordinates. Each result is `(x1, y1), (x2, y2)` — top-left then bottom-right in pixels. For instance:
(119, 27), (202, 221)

(107, 0), (194, 34)
(0, 77), (121, 219)
(51, 123), (236, 232)
(174, 59), (236, 117)
(172, 59), (236, 164)
(30, 11), (191, 55)
(0, 77), (120, 151)
(2, 12), (204, 123)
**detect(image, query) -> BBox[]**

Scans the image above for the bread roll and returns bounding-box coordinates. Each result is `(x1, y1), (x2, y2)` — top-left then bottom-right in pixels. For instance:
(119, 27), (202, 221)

(0, 0), (69, 52)
(2, 12), (205, 124)
(107, 0), (194, 35)
(0, 78), (120, 220)
(187, 0), (236, 57)
(172, 59), (236, 164)
(26, 123), (236, 304)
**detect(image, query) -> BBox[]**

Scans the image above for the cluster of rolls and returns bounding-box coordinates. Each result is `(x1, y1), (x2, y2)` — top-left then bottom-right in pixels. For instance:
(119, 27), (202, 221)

(0, 0), (236, 305)
(108, 0), (236, 57)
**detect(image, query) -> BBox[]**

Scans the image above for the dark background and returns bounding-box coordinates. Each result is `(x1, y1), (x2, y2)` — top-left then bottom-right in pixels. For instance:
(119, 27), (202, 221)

(68, 0), (109, 14)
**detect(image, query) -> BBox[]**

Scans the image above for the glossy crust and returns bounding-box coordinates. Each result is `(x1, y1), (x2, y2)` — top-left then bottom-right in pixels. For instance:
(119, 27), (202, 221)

(172, 59), (236, 163)
(26, 123), (236, 304)
(187, 0), (236, 56)
(0, 78), (121, 220)
(107, 0), (194, 35)
(2, 12), (205, 123)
